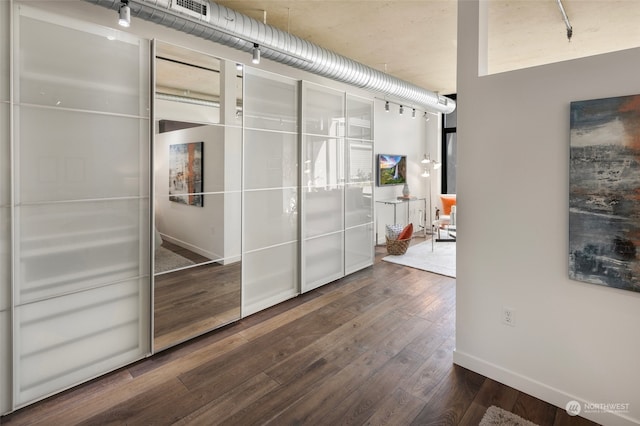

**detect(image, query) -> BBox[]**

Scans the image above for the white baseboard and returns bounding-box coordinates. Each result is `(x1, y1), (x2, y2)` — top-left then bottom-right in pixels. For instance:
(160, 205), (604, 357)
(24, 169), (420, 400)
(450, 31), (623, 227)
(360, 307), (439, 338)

(453, 350), (638, 426)
(159, 233), (221, 261)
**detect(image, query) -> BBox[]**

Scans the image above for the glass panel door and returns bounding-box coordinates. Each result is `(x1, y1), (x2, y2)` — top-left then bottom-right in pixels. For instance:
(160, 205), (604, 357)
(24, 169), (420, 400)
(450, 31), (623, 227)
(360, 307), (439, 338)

(13, 7), (150, 406)
(0, 0), (10, 415)
(242, 69), (298, 315)
(301, 82), (345, 292)
(345, 95), (374, 274)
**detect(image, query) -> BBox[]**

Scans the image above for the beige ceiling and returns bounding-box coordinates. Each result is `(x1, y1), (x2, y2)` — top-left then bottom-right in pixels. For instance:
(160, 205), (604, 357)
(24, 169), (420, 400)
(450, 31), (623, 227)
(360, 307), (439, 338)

(212, 0), (640, 96)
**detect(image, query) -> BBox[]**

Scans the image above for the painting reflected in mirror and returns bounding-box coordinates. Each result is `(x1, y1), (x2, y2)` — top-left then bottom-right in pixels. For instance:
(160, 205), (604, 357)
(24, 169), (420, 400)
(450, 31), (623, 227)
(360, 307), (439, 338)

(153, 41), (243, 351)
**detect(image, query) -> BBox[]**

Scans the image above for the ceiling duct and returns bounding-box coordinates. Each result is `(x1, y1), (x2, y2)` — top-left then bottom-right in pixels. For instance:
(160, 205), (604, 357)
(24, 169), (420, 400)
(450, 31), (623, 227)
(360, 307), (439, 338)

(85, 0), (455, 114)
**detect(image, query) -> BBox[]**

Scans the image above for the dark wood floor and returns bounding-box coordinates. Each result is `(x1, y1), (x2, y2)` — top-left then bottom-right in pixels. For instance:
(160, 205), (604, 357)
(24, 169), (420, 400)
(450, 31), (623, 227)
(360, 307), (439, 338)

(154, 241), (241, 350)
(1, 239), (599, 425)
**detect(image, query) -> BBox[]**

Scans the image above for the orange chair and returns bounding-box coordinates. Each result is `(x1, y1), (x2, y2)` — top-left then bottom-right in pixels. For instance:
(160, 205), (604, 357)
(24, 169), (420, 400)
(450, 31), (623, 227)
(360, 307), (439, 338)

(433, 194), (456, 239)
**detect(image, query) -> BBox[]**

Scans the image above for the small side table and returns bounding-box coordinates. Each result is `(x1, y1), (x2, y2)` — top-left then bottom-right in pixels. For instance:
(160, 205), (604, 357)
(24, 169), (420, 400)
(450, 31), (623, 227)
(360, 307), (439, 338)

(431, 220), (456, 251)
(375, 197), (427, 243)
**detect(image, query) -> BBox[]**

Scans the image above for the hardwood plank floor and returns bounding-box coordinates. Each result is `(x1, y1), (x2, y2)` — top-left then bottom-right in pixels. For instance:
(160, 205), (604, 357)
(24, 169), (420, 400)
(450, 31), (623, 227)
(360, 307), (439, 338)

(154, 241), (241, 350)
(1, 238), (600, 425)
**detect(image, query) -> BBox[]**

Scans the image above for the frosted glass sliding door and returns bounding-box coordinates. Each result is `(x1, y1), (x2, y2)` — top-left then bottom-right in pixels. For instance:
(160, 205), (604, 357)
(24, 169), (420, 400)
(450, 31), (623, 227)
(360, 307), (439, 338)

(301, 83), (345, 292)
(242, 70), (299, 316)
(345, 96), (374, 274)
(12, 7), (150, 407)
(0, 0), (10, 415)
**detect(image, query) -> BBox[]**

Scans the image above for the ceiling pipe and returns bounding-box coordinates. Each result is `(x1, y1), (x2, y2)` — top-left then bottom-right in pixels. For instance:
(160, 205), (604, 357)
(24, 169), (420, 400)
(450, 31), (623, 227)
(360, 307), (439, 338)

(84, 0), (455, 114)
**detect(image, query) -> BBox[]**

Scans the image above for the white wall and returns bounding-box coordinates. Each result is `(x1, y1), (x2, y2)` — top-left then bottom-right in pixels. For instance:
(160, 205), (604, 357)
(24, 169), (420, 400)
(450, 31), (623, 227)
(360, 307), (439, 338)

(155, 125), (226, 259)
(373, 99), (440, 243)
(454, 2), (640, 425)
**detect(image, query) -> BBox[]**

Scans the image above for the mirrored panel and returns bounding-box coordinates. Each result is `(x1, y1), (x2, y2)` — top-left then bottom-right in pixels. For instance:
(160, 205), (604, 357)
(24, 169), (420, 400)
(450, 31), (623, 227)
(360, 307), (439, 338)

(153, 41), (242, 351)
(154, 190), (241, 350)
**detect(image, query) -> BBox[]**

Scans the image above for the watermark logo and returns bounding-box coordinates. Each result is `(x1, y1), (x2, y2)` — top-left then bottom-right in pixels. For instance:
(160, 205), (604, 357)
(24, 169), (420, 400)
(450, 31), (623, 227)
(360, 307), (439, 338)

(566, 400), (630, 416)
(566, 400), (581, 416)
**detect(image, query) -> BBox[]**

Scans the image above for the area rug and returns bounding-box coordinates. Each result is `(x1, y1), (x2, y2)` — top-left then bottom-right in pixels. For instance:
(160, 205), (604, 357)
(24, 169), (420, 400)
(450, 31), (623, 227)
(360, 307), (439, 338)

(479, 406), (539, 426)
(155, 246), (195, 274)
(382, 240), (455, 278)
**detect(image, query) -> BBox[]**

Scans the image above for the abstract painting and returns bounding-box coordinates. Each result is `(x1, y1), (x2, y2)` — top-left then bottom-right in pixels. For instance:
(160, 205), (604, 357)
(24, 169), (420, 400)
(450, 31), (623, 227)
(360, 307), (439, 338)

(569, 94), (640, 293)
(169, 142), (203, 207)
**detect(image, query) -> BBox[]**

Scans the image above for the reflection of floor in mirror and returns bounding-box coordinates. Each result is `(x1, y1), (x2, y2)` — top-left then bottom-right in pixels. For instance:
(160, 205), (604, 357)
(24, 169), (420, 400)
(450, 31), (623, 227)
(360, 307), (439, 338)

(160, 240), (210, 264)
(155, 247), (195, 274)
(153, 256), (241, 351)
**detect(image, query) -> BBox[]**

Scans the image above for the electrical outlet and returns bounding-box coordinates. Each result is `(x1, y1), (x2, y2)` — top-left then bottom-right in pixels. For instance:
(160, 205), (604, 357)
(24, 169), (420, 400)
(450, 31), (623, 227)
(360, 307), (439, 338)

(502, 307), (515, 326)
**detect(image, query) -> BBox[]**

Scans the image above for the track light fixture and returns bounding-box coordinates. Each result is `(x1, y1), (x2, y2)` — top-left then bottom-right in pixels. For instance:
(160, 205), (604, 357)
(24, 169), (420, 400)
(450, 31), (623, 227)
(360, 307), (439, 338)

(252, 43), (261, 64)
(118, 0), (130, 28)
(379, 98), (436, 119)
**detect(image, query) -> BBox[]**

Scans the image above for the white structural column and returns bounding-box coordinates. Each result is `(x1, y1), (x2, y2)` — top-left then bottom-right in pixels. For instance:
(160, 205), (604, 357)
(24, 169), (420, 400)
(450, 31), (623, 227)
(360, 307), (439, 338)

(454, 1), (640, 425)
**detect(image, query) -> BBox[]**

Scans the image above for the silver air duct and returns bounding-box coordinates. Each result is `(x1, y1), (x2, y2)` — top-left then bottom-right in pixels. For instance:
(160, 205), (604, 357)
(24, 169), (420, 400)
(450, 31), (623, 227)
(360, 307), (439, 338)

(86, 0), (455, 114)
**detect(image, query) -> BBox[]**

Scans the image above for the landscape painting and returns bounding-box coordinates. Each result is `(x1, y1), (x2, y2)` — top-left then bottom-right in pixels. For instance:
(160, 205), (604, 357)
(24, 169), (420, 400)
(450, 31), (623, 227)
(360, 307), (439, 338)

(169, 142), (204, 207)
(569, 94), (640, 293)
(377, 154), (407, 186)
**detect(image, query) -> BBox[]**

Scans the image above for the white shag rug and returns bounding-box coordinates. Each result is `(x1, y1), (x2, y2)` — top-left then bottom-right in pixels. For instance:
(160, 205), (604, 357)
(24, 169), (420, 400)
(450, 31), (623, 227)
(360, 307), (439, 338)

(382, 240), (456, 278)
(479, 406), (540, 426)
(155, 246), (195, 274)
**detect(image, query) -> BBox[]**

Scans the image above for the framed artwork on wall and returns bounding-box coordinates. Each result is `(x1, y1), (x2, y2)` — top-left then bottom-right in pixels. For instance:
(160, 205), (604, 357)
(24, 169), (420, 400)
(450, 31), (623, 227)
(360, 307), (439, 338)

(377, 154), (407, 186)
(569, 93), (640, 293)
(169, 141), (204, 207)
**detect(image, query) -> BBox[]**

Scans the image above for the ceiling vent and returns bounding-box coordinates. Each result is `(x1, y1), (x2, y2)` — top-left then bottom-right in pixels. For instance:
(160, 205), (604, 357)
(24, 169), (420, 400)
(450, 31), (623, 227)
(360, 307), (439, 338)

(171, 0), (210, 22)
